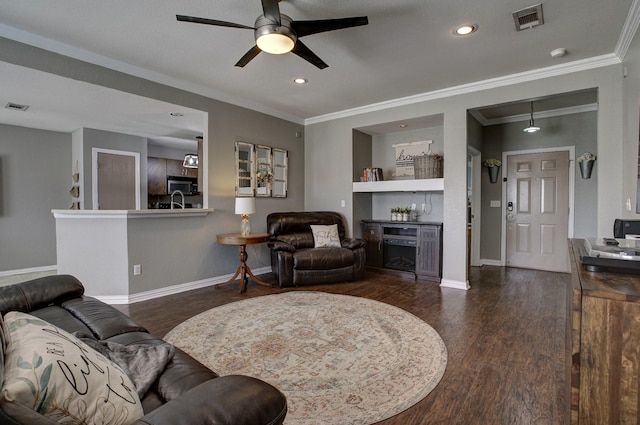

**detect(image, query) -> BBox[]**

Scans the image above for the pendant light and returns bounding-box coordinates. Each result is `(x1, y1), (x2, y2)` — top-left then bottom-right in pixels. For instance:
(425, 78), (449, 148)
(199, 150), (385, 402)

(523, 101), (540, 133)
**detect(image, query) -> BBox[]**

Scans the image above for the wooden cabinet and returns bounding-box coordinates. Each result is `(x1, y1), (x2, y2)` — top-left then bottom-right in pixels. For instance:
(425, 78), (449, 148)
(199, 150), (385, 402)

(416, 225), (442, 280)
(166, 159), (197, 178)
(148, 157), (167, 195)
(568, 239), (640, 424)
(363, 222), (383, 268)
(361, 220), (442, 282)
(148, 157), (198, 195)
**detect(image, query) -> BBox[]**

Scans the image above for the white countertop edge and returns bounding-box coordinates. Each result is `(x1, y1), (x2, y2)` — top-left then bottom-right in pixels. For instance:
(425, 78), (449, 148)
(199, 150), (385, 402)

(52, 208), (214, 219)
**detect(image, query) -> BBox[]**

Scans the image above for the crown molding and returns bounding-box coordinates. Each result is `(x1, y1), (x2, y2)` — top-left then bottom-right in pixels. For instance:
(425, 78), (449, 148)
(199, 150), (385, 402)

(469, 103), (599, 127)
(0, 24), (306, 125)
(305, 54), (620, 125)
(616, 0), (640, 60)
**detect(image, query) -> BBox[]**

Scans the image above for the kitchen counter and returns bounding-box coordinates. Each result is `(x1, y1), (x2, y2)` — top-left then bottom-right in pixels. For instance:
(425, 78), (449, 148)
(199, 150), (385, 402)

(52, 208), (213, 219)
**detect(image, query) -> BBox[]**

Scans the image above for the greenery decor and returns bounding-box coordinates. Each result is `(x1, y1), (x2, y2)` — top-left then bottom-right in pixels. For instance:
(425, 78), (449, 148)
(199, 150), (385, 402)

(483, 158), (502, 168)
(577, 152), (596, 162)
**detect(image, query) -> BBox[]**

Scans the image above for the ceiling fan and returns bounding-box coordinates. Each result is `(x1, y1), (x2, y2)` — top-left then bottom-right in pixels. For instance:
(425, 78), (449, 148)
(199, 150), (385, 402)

(177, 0), (368, 69)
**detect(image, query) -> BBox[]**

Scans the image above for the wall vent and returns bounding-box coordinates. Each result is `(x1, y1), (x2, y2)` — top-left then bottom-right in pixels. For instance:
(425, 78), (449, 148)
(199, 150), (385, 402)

(512, 4), (544, 31)
(4, 102), (29, 111)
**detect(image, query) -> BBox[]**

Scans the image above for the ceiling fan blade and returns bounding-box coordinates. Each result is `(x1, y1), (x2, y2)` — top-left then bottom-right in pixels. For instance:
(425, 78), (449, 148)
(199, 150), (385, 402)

(291, 16), (368, 37)
(292, 40), (328, 69)
(176, 15), (254, 30)
(235, 45), (263, 67)
(261, 0), (281, 25)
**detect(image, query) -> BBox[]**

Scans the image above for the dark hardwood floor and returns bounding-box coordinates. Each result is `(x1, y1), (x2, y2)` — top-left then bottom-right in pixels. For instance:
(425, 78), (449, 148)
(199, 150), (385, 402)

(116, 266), (570, 425)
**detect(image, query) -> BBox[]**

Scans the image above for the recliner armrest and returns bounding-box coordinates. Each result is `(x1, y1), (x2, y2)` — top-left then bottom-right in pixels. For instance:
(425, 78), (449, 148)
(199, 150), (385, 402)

(268, 240), (296, 252)
(342, 238), (366, 249)
(133, 376), (287, 425)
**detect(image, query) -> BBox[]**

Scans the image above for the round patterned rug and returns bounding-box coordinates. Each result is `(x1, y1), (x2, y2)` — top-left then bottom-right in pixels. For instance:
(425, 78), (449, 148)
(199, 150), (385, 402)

(164, 291), (447, 425)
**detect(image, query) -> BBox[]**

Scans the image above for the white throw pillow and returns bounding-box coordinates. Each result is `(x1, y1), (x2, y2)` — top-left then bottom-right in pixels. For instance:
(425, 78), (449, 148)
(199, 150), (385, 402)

(310, 224), (341, 248)
(1, 311), (143, 425)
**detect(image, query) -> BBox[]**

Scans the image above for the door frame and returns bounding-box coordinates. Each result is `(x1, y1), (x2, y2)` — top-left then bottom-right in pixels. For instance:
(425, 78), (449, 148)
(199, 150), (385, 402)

(92, 148), (141, 210)
(468, 146), (482, 266)
(500, 146), (575, 265)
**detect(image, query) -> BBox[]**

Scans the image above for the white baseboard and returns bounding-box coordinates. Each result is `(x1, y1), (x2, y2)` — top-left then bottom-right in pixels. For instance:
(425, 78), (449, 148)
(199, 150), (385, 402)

(93, 266), (272, 305)
(0, 265), (57, 277)
(440, 279), (470, 290)
(480, 259), (503, 267)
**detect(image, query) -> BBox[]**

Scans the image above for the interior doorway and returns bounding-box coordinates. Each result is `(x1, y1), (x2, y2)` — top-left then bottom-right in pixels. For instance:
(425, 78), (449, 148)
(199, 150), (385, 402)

(92, 148), (140, 210)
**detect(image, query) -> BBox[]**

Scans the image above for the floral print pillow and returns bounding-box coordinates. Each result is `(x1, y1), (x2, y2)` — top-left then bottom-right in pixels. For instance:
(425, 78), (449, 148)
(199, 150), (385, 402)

(0, 311), (143, 424)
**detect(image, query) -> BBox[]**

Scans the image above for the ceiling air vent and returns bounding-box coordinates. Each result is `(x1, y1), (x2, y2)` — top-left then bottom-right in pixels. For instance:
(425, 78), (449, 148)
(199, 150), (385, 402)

(4, 102), (29, 111)
(512, 3), (544, 31)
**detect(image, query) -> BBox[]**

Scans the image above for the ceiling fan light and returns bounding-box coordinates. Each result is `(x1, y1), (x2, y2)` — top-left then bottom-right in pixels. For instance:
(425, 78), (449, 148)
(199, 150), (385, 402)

(257, 33), (295, 54)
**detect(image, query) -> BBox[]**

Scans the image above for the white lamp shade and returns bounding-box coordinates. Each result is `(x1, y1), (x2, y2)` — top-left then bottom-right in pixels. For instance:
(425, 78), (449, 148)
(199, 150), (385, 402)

(235, 197), (256, 215)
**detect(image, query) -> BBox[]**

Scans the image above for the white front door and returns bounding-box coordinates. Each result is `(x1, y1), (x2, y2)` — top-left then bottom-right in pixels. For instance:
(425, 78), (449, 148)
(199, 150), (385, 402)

(505, 150), (569, 272)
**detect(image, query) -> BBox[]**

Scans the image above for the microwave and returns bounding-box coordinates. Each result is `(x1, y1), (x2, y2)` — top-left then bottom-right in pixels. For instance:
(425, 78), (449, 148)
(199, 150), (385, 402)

(167, 176), (197, 195)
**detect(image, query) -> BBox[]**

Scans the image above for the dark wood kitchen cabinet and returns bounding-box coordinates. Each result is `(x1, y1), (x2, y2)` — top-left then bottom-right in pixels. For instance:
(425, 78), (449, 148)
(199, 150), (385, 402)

(362, 222), (383, 268)
(148, 157), (167, 195)
(148, 157), (198, 195)
(361, 220), (442, 282)
(166, 158), (197, 178)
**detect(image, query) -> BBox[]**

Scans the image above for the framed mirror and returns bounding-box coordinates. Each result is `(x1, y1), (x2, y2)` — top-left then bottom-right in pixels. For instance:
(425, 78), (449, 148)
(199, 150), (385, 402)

(255, 145), (272, 197)
(235, 142), (254, 196)
(272, 148), (288, 198)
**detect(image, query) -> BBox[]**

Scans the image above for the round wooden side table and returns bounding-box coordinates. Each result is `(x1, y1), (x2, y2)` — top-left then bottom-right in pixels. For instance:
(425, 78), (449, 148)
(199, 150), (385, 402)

(216, 232), (271, 293)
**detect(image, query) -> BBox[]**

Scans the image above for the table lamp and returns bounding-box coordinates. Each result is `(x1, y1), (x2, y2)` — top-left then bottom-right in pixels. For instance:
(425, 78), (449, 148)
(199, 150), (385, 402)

(235, 197), (256, 236)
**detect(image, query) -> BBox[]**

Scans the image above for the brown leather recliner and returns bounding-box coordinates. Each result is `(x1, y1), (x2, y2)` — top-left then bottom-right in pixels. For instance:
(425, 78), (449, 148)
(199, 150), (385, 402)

(267, 211), (366, 287)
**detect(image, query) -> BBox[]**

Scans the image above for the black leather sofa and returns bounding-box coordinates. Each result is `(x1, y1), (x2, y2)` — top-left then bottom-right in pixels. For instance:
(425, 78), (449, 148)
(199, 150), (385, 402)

(267, 211), (366, 287)
(0, 275), (287, 425)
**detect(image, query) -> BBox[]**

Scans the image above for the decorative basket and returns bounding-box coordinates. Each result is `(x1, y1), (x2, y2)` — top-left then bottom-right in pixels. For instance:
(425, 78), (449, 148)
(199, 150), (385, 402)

(413, 154), (443, 179)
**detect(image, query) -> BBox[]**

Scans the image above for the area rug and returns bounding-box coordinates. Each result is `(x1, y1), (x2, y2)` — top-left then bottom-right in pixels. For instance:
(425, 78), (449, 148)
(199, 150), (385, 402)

(164, 291), (447, 425)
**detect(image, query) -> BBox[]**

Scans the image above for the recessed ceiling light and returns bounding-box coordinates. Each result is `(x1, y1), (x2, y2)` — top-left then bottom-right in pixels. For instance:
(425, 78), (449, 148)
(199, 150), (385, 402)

(399, 124), (408, 128)
(170, 112), (184, 117)
(294, 78), (308, 84)
(455, 24), (477, 36)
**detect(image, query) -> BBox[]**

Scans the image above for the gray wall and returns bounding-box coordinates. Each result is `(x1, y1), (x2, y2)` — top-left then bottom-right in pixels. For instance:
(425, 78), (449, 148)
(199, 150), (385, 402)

(0, 124), (71, 271)
(479, 111), (598, 261)
(0, 37), (304, 291)
(305, 64), (623, 287)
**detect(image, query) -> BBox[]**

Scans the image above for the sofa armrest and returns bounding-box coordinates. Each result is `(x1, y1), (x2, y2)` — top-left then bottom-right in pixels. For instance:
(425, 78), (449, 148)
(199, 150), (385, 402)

(133, 376), (287, 425)
(268, 240), (296, 252)
(342, 238), (366, 249)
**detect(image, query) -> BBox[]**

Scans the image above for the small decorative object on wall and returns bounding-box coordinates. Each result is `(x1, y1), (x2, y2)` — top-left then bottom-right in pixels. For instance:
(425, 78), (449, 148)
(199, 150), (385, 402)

(483, 158), (502, 183)
(577, 152), (596, 179)
(69, 160), (80, 209)
(235, 142), (288, 197)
